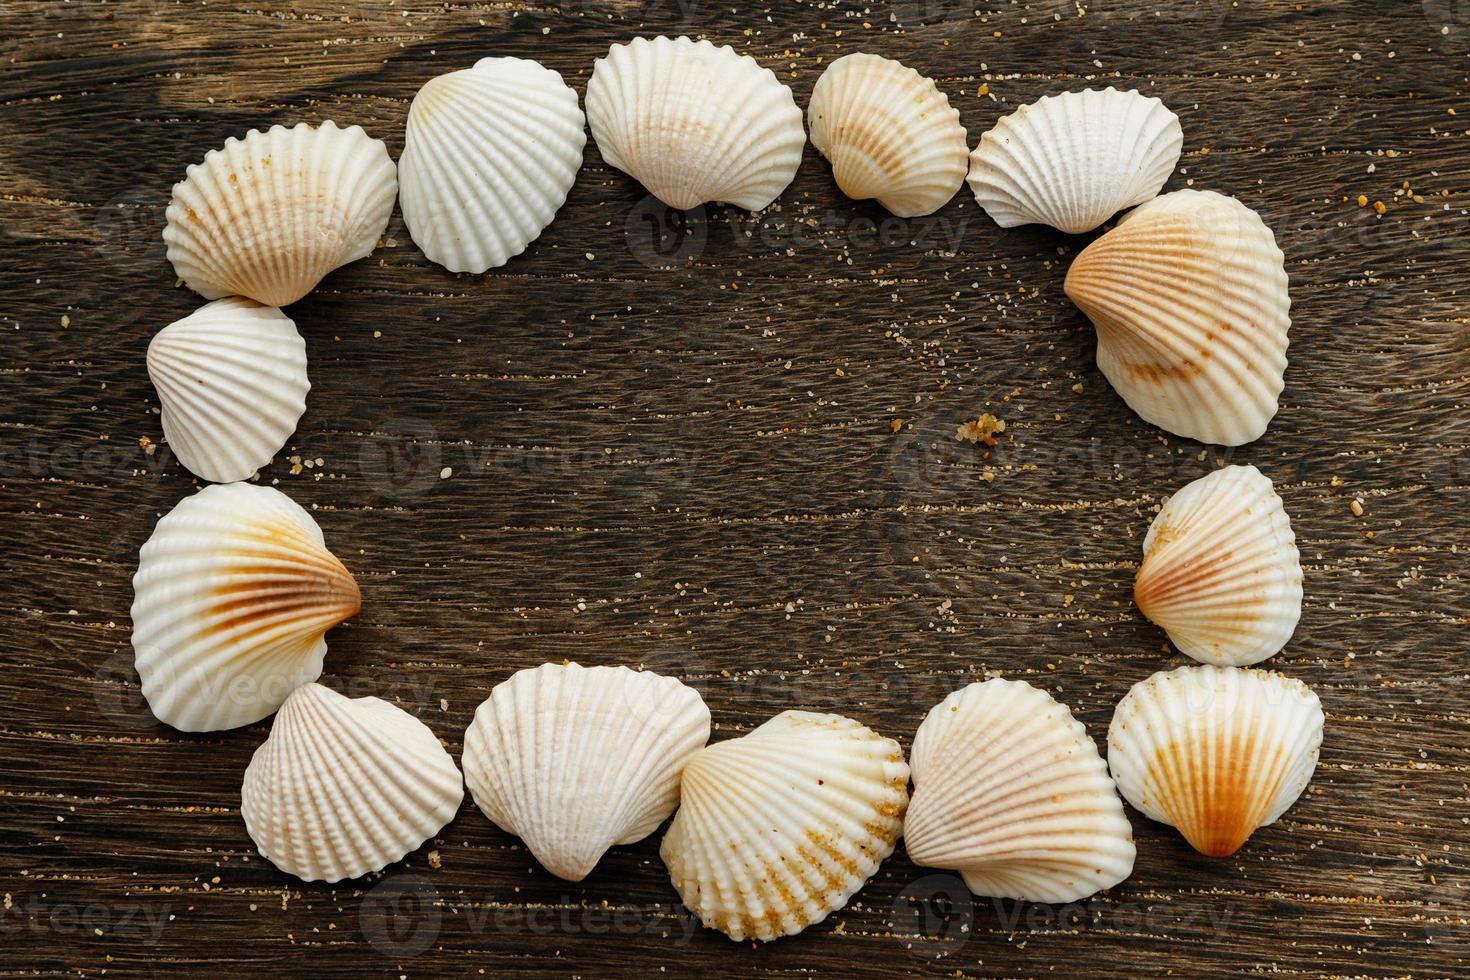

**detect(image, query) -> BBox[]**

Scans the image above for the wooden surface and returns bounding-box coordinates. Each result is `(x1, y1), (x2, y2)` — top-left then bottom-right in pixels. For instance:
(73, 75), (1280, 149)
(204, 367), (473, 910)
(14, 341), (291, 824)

(1, 0), (1467, 975)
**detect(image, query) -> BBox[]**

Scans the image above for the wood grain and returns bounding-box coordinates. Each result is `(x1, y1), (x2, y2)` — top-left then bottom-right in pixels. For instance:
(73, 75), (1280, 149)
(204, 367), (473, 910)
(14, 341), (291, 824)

(1, 0), (1467, 975)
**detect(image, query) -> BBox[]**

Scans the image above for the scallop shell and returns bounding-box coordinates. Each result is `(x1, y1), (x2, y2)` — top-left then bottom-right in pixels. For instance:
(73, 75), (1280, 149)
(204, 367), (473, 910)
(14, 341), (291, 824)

(967, 88), (1182, 233)
(399, 57), (587, 274)
(241, 683), (464, 882)
(1107, 665), (1324, 857)
(163, 121), (397, 306)
(461, 662), (710, 881)
(807, 53), (967, 217)
(586, 35), (805, 211)
(146, 297), (309, 484)
(904, 679), (1136, 903)
(660, 710), (909, 942)
(1064, 189), (1291, 445)
(1136, 465), (1302, 666)
(130, 483), (360, 731)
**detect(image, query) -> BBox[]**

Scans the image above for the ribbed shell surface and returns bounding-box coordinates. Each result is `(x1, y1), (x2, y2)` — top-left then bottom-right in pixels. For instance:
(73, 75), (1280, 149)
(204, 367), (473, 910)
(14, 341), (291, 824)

(659, 710), (909, 942)
(585, 35), (805, 211)
(904, 679), (1136, 902)
(461, 662), (710, 881)
(130, 483), (360, 731)
(1135, 465), (1303, 666)
(1108, 665), (1324, 857)
(146, 297), (308, 484)
(241, 683), (464, 882)
(967, 87), (1182, 233)
(806, 53), (967, 217)
(399, 57), (587, 273)
(163, 121), (398, 306)
(1064, 189), (1291, 445)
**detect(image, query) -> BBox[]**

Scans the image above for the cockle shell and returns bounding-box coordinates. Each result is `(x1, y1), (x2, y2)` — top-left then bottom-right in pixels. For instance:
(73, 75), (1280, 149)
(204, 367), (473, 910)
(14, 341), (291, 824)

(164, 121), (398, 306)
(146, 297), (309, 484)
(399, 57), (587, 274)
(586, 35), (805, 211)
(241, 683), (464, 882)
(1064, 188), (1291, 446)
(461, 662), (710, 881)
(131, 483), (360, 731)
(807, 53), (967, 217)
(1107, 665), (1324, 857)
(660, 710), (909, 942)
(967, 88), (1182, 233)
(1136, 465), (1302, 666)
(904, 679), (1136, 903)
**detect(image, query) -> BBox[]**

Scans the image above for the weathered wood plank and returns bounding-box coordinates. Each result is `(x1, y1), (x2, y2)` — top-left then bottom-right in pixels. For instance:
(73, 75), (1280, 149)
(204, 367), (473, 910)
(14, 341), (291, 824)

(0, 0), (1466, 975)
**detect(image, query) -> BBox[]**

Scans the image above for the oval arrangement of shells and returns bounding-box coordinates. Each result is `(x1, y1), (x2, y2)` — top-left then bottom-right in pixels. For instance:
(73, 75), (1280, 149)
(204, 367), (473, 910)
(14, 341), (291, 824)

(125, 32), (1328, 949)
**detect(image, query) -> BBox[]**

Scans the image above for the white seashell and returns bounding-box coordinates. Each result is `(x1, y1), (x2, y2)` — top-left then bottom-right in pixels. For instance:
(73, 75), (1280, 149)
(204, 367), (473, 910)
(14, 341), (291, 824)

(399, 57), (587, 274)
(660, 710), (909, 941)
(164, 121), (397, 306)
(461, 662), (710, 881)
(146, 297), (309, 484)
(904, 679), (1136, 903)
(131, 483), (360, 732)
(1136, 465), (1302, 666)
(807, 53), (968, 217)
(1064, 189), (1291, 445)
(241, 683), (464, 882)
(967, 88), (1182, 233)
(1108, 665), (1323, 857)
(586, 35), (805, 211)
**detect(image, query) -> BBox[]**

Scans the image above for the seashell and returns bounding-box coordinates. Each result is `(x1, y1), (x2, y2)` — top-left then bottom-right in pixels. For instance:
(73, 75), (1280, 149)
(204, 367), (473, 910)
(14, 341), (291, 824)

(904, 679), (1136, 903)
(131, 483), (360, 731)
(399, 57), (587, 274)
(807, 53), (968, 217)
(1136, 465), (1302, 666)
(1064, 189), (1291, 445)
(241, 683), (464, 882)
(660, 710), (909, 941)
(967, 88), (1182, 233)
(461, 662), (710, 881)
(586, 35), (805, 211)
(164, 121), (397, 306)
(146, 297), (309, 484)
(1107, 665), (1323, 857)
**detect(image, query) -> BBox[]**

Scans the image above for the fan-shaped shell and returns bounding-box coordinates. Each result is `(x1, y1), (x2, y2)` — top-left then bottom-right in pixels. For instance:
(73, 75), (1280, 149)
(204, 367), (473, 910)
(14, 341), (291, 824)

(586, 35), (805, 211)
(904, 679), (1136, 903)
(1108, 665), (1323, 857)
(130, 483), (360, 731)
(1064, 189), (1291, 445)
(399, 57), (587, 274)
(807, 53), (967, 217)
(241, 683), (464, 882)
(1136, 465), (1302, 666)
(660, 710), (908, 941)
(146, 297), (309, 484)
(967, 88), (1182, 233)
(163, 121), (397, 307)
(461, 662), (710, 881)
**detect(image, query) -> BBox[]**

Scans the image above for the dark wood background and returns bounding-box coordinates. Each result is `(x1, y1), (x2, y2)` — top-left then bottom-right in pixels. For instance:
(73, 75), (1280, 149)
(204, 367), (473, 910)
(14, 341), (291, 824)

(2, 0), (1466, 975)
